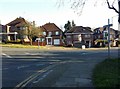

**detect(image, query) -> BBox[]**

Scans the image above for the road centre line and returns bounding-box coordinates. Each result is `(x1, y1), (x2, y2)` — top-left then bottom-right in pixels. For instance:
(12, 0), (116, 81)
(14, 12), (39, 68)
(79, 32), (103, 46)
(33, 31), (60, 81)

(14, 63), (59, 89)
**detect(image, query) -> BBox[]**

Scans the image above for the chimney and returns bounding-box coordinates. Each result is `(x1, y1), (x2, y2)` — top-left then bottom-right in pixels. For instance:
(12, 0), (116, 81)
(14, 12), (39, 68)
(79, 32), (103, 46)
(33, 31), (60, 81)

(33, 21), (35, 27)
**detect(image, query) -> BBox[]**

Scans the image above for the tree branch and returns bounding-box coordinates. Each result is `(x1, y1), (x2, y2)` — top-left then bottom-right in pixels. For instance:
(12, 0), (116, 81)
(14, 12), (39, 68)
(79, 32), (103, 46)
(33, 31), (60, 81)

(106, 0), (119, 13)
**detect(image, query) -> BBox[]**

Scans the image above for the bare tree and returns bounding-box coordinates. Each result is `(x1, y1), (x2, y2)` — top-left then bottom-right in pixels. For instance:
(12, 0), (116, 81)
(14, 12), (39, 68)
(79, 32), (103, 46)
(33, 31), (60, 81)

(19, 22), (43, 45)
(57, 0), (120, 24)
(106, 0), (120, 23)
(27, 25), (42, 45)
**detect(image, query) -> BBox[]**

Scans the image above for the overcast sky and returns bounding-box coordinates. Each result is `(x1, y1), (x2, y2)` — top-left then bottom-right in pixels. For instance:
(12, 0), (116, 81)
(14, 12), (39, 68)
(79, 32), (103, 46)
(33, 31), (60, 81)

(0, 0), (118, 30)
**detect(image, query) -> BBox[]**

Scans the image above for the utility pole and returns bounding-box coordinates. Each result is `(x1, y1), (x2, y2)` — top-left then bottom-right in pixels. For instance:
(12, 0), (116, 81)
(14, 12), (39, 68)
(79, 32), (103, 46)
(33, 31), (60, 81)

(108, 19), (110, 59)
(103, 19), (113, 59)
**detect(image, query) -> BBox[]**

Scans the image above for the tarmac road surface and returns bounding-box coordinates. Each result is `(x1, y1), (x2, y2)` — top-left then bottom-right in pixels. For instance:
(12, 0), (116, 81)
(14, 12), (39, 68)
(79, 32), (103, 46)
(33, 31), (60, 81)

(1, 47), (119, 88)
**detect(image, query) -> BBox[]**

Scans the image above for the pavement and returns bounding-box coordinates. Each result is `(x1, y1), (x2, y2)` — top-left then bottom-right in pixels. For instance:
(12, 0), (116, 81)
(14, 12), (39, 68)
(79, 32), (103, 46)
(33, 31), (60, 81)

(52, 61), (98, 88)
(51, 47), (118, 88)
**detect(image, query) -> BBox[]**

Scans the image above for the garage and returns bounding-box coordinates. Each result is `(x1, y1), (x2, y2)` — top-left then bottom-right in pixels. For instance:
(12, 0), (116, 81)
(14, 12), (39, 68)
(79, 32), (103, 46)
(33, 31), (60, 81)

(54, 39), (60, 45)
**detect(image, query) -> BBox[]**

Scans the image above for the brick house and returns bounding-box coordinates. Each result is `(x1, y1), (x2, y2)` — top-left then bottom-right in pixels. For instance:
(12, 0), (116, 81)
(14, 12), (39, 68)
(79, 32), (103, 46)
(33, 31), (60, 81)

(65, 26), (93, 48)
(93, 27), (118, 47)
(40, 23), (63, 46)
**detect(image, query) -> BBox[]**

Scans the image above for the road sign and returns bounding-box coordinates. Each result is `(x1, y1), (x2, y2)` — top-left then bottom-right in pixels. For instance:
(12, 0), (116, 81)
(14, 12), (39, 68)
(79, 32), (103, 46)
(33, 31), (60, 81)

(103, 24), (113, 28)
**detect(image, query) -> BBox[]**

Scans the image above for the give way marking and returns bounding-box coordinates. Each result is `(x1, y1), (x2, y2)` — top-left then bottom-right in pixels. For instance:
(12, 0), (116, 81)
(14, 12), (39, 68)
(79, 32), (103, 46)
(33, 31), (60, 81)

(2, 53), (12, 58)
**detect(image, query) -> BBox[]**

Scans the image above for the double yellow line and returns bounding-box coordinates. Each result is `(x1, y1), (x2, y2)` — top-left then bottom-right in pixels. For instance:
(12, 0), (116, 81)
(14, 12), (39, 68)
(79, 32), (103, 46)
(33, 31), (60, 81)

(14, 63), (58, 89)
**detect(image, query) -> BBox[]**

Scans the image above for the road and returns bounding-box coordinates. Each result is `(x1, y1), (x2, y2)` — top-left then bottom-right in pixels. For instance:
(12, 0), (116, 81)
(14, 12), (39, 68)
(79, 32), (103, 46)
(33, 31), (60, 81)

(1, 47), (119, 88)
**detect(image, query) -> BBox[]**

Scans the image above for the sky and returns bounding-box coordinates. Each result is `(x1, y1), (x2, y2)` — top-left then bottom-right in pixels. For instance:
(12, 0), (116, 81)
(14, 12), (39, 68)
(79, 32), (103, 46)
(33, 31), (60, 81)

(0, 0), (118, 31)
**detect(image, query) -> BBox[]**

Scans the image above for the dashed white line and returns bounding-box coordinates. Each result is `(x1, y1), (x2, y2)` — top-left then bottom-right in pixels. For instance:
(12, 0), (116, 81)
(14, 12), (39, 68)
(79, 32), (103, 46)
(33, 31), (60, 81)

(17, 65), (30, 69)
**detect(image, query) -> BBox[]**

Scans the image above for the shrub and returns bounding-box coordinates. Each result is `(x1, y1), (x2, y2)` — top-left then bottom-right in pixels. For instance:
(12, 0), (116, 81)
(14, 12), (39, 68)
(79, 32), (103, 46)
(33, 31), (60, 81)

(6, 39), (22, 44)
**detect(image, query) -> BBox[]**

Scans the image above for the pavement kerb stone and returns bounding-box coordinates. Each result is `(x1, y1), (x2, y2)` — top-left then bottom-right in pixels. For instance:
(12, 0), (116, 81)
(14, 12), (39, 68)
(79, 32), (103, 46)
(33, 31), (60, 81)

(38, 46), (118, 50)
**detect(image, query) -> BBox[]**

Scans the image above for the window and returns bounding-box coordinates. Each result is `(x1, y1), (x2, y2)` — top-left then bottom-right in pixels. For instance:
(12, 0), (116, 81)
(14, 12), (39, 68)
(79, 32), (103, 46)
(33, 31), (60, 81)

(54, 39), (60, 45)
(43, 32), (46, 35)
(67, 36), (71, 38)
(19, 27), (26, 30)
(55, 31), (59, 35)
(48, 32), (52, 36)
(95, 30), (98, 33)
(41, 38), (45, 42)
(85, 34), (90, 38)
(73, 35), (78, 39)
(98, 35), (101, 38)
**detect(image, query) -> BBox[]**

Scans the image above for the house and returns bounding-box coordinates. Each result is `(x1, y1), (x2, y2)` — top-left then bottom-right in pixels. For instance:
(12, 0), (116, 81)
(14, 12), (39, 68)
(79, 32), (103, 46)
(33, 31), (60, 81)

(0, 24), (6, 42)
(93, 27), (118, 47)
(6, 17), (30, 42)
(39, 23), (63, 46)
(65, 26), (93, 48)
(0, 24), (5, 42)
(0, 24), (17, 42)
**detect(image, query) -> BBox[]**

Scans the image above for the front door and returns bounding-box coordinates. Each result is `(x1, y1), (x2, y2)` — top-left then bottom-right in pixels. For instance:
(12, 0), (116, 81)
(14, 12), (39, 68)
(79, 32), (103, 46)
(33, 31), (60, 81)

(46, 37), (52, 45)
(86, 41), (91, 48)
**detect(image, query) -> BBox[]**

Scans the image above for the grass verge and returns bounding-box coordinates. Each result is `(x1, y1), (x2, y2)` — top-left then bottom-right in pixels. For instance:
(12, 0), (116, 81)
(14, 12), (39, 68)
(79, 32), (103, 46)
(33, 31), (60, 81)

(0, 43), (45, 49)
(0, 43), (75, 50)
(92, 58), (120, 89)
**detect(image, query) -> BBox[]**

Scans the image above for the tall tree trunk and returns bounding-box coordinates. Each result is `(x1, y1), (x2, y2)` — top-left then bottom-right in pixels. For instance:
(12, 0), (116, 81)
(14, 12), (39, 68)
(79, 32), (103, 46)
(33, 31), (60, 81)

(30, 38), (32, 45)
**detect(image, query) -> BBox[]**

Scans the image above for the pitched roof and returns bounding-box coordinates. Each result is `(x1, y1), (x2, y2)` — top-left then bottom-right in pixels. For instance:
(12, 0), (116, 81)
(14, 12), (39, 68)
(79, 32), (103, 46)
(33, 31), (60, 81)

(41, 23), (62, 32)
(7, 17), (28, 27)
(94, 27), (116, 33)
(66, 26), (92, 34)
(40, 26), (47, 32)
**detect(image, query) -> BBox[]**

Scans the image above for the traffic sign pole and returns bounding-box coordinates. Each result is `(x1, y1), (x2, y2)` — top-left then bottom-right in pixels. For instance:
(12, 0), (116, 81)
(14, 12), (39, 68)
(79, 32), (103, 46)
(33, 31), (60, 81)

(103, 19), (113, 59)
(108, 19), (110, 59)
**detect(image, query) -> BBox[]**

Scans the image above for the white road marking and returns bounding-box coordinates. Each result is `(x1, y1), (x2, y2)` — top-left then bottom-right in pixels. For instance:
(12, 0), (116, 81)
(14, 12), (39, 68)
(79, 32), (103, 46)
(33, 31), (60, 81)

(17, 65), (30, 69)
(35, 64), (44, 66)
(25, 52), (30, 55)
(35, 57), (45, 58)
(25, 52), (58, 56)
(2, 53), (12, 58)
(2, 53), (7, 56)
